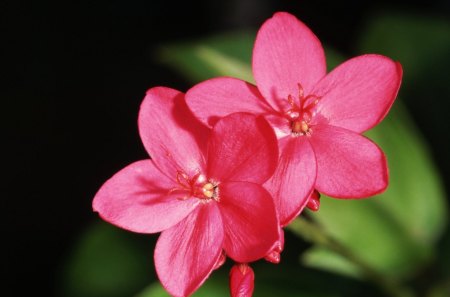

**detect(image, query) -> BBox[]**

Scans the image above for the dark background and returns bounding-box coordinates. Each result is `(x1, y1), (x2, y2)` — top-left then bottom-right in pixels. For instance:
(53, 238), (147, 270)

(3, 0), (449, 296)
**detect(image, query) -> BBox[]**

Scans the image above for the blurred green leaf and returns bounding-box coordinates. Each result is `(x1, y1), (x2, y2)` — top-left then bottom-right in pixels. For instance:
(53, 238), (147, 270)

(427, 279), (450, 297)
(302, 247), (361, 278)
(135, 276), (229, 297)
(60, 222), (153, 297)
(159, 31), (255, 83)
(439, 228), (450, 277)
(358, 12), (450, 88)
(134, 282), (169, 297)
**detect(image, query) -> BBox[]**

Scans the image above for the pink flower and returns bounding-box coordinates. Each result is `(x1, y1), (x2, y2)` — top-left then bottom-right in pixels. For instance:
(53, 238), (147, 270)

(92, 87), (280, 297)
(229, 263), (255, 297)
(185, 12), (403, 226)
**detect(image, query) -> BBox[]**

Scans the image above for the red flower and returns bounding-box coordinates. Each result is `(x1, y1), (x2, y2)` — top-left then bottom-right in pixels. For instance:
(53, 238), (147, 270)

(93, 87), (279, 297)
(185, 12), (402, 225)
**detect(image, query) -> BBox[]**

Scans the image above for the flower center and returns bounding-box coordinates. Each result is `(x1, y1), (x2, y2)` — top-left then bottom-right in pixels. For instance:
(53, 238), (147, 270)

(284, 83), (320, 137)
(202, 182), (219, 199)
(169, 171), (220, 202)
(291, 120), (310, 135)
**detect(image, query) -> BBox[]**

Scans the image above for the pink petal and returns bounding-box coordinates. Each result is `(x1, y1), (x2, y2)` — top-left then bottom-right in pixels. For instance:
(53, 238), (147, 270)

(264, 136), (316, 226)
(264, 113), (292, 139)
(309, 125), (388, 197)
(219, 181), (279, 263)
(155, 203), (224, 297)
(253, 12), (326, 110)
(185, 77), (273, 127)
(207, 113), (278, 184)
(312, 55), (403, 133)
(92, 160), (199, 233)
(138, 87), (209, 179)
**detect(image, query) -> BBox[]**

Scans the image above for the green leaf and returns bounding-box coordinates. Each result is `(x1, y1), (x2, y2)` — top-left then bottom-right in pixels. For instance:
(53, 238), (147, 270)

(427, 276), (450, 297)
(59, 222), (153, 297)
(134, 282), (169, 297)
(134, 276), (229, 297)
(158, 31), (255, 83)
(302, 247), (362, 279)
(358, 12), (450, 88)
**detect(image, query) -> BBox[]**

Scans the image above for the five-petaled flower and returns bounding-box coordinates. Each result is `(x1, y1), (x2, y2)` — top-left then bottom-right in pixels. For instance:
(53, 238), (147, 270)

(186, 12), (403, 225)
(93, 87), (280, 297)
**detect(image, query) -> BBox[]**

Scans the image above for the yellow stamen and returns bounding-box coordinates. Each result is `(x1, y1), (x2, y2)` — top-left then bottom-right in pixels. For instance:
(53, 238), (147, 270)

(291, 120), (310, 135)
(202, 183), (215, 198)
(301, 121), (309, 133)
(292, 121), (302, 133)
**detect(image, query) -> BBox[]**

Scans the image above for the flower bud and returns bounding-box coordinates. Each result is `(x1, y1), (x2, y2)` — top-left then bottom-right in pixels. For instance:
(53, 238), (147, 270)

(229, 263), (255, 297)
(265, 228), (284, 264)
(306, 190), (321, 211)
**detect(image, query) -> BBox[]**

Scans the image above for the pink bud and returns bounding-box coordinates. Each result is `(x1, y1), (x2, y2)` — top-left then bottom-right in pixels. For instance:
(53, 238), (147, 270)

(265, 228), (284, 264)
(229, 263), (255, 297)
(306, 190), (321, 211)
(264, 250), (280, 264)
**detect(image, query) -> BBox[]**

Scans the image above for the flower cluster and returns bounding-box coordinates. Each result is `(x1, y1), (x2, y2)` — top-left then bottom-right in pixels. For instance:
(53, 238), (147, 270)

(93, 12), (402, 297)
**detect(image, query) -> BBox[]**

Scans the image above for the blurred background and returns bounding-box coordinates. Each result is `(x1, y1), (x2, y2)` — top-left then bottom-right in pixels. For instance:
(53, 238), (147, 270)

(4, 0), (450, 296)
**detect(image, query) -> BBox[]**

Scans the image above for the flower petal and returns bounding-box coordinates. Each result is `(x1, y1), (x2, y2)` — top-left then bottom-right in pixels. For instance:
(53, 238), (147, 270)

(310, 125), (388, 197)
(312, 54), (403, 133)
(92, 160), (199, 233)
(185, 77), (273, 127)
(253, 12), (326, 110)
(264, 136), (316, 226)
(207, 113), (278, 184)
(138, 87), (209, 179)
(155, 203), (224, 297)
(219, 181), (279, 263)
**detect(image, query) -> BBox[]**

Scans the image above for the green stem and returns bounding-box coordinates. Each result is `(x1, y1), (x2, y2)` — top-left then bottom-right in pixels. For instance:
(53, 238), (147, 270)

(287, 217), (415, 297)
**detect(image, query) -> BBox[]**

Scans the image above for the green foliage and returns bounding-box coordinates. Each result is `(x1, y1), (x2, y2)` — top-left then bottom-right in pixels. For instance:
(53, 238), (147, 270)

(358, 12), (450, 88)
(135, 276), (229, 297)
(60, 222), (153, 297)
(159, 31), (255, 83)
